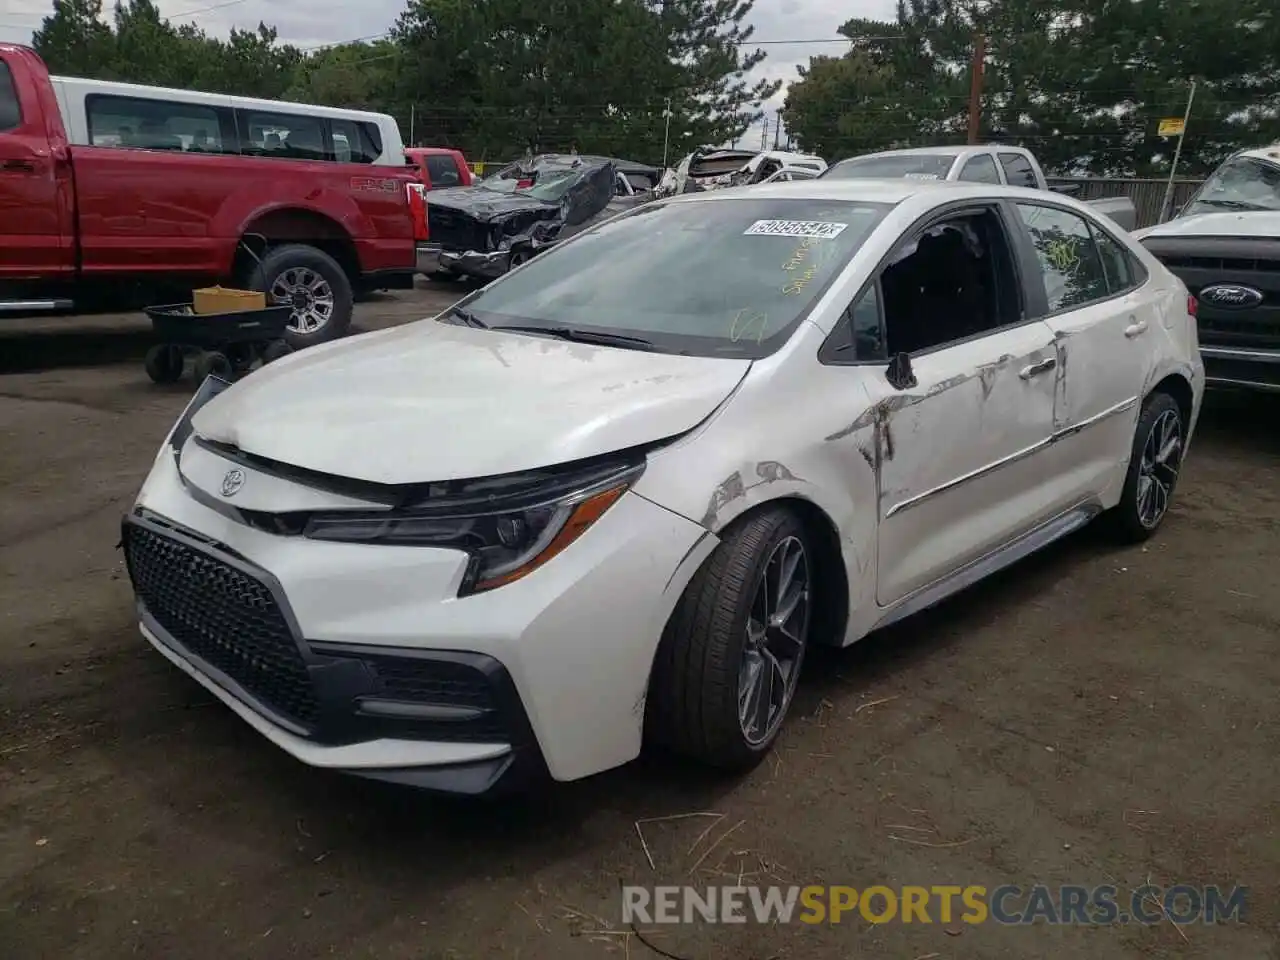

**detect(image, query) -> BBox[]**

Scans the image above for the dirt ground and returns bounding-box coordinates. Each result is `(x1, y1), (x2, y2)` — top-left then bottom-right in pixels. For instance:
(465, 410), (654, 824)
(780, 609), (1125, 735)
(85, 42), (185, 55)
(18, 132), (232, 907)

(1, 283), (1278, 960)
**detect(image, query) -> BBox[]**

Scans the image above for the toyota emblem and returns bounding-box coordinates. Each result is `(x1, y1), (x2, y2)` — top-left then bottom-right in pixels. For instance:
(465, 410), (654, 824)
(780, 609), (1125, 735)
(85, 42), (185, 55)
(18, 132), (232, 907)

(1198, 283), (1264, 310)
(220, 468), (245, 498)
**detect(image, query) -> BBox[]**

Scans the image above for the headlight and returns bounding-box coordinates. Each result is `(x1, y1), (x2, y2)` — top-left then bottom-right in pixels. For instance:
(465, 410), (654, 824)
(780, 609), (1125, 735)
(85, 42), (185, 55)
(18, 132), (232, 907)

(303, 458), (644, 595)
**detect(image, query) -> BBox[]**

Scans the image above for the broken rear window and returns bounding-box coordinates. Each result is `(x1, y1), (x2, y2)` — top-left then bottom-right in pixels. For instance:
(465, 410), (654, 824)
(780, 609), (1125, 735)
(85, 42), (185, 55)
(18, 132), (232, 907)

(457, 196), (893, 359)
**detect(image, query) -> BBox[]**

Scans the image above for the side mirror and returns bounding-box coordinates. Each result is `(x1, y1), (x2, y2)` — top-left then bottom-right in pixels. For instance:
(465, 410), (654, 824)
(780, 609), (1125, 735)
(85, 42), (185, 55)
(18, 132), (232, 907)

(886, 352), (917, 390)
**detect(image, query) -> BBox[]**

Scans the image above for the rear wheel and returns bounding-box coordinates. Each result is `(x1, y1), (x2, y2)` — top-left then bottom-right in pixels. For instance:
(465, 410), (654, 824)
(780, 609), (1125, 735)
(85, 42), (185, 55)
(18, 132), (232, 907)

(249, 244), (353, 349)
(1106, 391), (1185, 542)
(646, 507), (813, 770)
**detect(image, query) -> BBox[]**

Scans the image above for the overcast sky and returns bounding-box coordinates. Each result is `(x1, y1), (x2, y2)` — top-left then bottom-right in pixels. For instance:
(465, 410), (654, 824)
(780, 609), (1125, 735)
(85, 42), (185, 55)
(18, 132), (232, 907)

(0, 0), (900, 146)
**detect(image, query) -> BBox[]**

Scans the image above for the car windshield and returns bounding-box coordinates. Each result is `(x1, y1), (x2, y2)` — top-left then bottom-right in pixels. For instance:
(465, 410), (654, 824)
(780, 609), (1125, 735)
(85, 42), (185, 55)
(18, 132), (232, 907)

(824, 154), (955, 181)
(1184, 157), (1280, 215)
(456, 196), (892, 358)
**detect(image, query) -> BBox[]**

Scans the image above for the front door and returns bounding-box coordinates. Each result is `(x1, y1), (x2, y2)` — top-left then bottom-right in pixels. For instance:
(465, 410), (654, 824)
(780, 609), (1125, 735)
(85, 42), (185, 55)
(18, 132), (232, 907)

(855, 203), (1062, 606)
(0, 51), (73, 282)
(870, 324), (1060, 606)
(1010, 202), (1152, 503)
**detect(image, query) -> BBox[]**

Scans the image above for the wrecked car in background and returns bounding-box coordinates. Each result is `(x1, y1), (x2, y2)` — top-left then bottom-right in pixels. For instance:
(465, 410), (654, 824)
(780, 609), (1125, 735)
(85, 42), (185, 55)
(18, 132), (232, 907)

(425, 155), (653, 280)
(657, 148), (827, 197)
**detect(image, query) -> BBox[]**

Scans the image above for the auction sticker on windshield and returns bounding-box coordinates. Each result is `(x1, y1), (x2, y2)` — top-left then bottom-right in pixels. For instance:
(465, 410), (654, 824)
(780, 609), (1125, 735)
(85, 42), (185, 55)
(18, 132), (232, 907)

(745, 220), (849, 239)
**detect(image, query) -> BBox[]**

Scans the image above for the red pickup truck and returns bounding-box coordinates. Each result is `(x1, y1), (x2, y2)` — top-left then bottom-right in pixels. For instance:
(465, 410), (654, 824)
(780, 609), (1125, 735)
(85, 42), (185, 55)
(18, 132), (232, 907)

(0, 44), (423, 346)
(404, 147), (472, 190)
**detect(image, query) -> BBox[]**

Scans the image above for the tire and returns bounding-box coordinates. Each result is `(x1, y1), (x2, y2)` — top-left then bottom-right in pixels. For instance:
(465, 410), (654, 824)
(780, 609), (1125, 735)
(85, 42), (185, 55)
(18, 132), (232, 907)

(193, 350), (233, 383)
(260, 339), (294, 365)
(144, 344), (184, 384)
(1105, 391), (1185, 543)
(646, 507), (814, 771)
(248, 243), (353, 349)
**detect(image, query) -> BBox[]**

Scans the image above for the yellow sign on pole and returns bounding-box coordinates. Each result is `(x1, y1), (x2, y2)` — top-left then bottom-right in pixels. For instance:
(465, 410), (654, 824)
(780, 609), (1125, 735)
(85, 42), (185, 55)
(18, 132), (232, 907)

(1158, 118), (1185, 138)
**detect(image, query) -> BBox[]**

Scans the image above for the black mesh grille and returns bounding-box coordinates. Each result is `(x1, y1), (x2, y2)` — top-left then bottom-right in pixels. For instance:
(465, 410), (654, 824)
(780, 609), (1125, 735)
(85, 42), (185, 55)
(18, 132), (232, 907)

(362, 655), (507, 741)
(124, 521), (319, 727)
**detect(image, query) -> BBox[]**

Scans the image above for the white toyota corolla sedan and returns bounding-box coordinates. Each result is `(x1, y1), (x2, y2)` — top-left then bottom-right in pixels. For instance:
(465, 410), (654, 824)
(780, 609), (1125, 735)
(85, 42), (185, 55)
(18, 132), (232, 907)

(124, 180), (1204, 795)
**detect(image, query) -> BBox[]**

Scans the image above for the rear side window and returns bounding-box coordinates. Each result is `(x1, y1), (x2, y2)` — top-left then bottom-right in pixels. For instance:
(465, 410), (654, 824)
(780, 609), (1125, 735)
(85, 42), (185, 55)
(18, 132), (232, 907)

(238, 109), (326, 161)
(1016, 203), (1110, 312)
(331, 118), (378, 163)
(1091, 224), (1144, 294)
(0, 60), (20, 132)
(86, 94), (231, 153)
(425, 154), (462, 186)
(1000, 152), (1039, 188)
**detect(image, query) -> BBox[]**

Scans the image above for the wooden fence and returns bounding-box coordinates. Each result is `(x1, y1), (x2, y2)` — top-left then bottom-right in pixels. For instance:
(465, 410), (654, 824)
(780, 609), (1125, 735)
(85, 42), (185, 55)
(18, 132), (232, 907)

(1046, 177), (1205, 228)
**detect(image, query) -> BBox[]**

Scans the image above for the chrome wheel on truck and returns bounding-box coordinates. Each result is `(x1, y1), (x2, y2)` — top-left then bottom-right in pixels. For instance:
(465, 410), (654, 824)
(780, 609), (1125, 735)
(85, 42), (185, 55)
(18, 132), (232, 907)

(249, 244), (354, 348)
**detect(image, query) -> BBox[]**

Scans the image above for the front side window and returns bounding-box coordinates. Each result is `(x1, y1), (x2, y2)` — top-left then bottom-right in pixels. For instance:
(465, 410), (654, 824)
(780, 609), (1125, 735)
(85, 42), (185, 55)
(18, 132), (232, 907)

(1184, 156), (1280, 215)
(824, 154), (955, 181)
(959, 154), (1002, 183)
(878, 209), (1023, 355)
(0, 60), (21, 132)
(86, 94), (228, 153)
(239, 110), (326, 161)
(458, 197), (892, 358)
(1016, 204), (1109, 312)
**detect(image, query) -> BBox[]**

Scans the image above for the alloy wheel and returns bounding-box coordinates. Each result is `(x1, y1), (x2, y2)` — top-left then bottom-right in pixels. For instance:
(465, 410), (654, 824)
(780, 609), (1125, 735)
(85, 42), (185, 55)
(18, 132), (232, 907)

(271, 267), (335, 335)
(738, 535), (811, 746)
(1136, 408), (1182, 529)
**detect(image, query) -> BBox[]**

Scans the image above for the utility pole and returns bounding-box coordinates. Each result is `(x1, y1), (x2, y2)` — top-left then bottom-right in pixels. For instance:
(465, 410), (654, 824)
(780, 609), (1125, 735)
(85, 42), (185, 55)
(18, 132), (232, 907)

(773, 111), (783, 150)
(1160, 80), (1197, 223)
(760, 116), (768, 151)
(966, 31), (985, 144)
(661, 98), (673, 170)
(409, 104), (415, 147)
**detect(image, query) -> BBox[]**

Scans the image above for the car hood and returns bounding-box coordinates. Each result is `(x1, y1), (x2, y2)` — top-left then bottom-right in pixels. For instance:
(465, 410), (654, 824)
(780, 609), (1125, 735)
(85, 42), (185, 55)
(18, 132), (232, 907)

(1134, 210), (1280, 241)
(190, 321), (752, 485)
(426, 186), (557, 220)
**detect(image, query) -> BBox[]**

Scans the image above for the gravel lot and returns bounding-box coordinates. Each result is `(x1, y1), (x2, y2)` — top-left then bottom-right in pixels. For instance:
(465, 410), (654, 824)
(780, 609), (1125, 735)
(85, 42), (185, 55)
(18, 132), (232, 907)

(2, 283), (1278, 960)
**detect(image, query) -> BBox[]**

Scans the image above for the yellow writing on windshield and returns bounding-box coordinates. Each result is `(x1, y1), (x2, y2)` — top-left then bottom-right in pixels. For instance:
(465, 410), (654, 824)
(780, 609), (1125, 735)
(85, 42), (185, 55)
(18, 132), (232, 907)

(730, 308), (769, 343)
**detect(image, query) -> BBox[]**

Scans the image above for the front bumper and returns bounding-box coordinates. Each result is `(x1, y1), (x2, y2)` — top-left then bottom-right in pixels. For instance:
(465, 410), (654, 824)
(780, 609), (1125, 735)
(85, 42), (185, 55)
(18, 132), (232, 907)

(438, 248), (512, 280)
(1200, 346), (1280, 393)
(125, 447), (711, 793)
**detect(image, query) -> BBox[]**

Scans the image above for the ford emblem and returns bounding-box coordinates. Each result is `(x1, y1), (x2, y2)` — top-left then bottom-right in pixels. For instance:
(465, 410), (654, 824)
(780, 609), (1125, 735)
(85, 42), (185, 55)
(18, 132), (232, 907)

(1199, 283), (1263, 310)
(220, 468), (245, 498)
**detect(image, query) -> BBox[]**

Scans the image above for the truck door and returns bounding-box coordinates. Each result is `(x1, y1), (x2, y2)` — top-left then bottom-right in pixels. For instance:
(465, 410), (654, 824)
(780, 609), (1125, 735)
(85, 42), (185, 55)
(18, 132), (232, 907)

(0, 48), (74, 281)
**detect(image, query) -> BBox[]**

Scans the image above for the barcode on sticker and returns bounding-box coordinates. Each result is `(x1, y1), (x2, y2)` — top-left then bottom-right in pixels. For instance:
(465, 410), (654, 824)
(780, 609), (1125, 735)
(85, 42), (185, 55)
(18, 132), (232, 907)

(744, 219), (849, 239)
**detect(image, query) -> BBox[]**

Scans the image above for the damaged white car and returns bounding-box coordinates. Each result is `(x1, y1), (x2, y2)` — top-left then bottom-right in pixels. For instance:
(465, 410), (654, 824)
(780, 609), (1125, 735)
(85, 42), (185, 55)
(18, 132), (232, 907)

(123, 179), (1203, 796)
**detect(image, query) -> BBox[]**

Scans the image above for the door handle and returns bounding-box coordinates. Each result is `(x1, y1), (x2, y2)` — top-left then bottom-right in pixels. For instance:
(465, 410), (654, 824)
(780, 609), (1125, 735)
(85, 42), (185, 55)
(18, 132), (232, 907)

(1019, 356), (1057, 380)
(1124, 317), (1149, 338)
(1, 159), (36, 173)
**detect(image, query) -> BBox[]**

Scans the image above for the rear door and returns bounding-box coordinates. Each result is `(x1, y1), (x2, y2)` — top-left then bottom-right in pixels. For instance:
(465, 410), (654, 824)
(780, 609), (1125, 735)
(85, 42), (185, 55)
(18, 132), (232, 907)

(1011, 201), (1153, 504)
(0, 50), (73, 280)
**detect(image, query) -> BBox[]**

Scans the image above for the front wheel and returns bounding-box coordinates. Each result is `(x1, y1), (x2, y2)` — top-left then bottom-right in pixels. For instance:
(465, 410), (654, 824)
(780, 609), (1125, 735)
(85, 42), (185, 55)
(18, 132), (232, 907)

(248, 244), (353, 349)
(1106, 391), (1185, 542)
(646, 507), (813, 770)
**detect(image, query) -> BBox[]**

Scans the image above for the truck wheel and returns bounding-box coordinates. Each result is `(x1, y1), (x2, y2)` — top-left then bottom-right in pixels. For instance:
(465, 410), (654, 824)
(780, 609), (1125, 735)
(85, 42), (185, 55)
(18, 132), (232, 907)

(249, 244), (353, 349)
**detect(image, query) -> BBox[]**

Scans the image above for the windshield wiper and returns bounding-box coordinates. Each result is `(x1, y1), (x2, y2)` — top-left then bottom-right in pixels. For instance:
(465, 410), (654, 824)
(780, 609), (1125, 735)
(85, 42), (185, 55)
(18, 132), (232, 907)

(489, 324), (656, 350)
(444, 305), (487, 328)
(1194, 198), (1270, 212)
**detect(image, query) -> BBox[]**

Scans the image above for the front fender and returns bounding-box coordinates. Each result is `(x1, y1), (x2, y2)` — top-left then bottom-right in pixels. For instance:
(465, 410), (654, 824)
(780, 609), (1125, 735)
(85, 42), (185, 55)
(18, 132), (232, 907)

(632, 337), (884, 644)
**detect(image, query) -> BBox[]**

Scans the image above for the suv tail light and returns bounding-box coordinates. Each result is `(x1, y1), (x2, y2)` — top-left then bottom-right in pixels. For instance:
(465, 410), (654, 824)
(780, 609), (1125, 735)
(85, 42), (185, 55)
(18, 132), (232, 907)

(1187, 294), (1198, 317)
